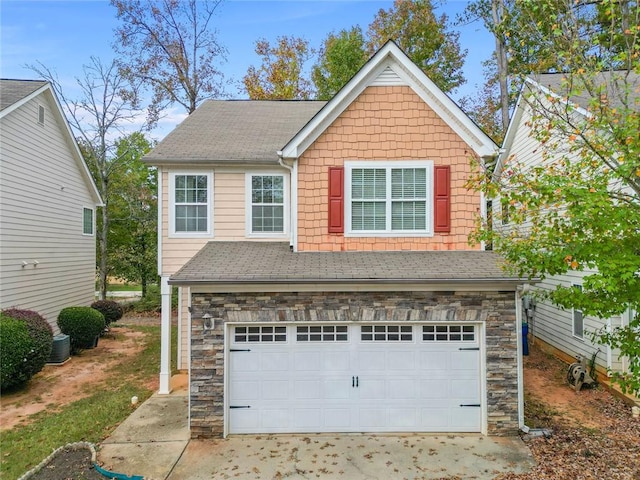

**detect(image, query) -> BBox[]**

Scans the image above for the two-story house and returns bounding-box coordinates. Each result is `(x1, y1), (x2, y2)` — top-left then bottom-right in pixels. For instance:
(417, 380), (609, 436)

(145, 42), (529, 439)
(0, 79), (102, 332)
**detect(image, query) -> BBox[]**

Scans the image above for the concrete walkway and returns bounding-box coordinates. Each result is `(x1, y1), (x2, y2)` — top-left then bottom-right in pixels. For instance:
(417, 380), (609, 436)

(97, 379), (535, 480)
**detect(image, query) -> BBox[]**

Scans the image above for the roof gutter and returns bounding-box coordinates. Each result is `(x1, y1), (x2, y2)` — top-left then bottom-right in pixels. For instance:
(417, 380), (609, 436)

(168, 277), (535, 287)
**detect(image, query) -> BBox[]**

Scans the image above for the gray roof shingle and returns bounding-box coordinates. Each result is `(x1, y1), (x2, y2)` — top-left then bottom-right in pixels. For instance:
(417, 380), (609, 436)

(0, 79), (48, 112)
(144, 100), (326, 165)
(170, 242), (526, 286)
(531, 72), (640, 111)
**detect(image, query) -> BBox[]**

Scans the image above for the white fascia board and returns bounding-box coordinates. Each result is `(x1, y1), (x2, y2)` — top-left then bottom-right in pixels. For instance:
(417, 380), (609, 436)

(280, 41), (498, 160)
(494, 88), (526, 178)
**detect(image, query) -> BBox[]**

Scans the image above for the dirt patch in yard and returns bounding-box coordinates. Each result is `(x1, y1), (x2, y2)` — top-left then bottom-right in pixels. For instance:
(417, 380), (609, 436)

(0, 315), (159, 432)
(498, 343), (640, 480)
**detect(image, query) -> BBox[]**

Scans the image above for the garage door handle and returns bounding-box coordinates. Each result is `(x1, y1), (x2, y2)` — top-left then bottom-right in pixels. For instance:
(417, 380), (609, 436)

(459, 404), (481, 407)
(459, 347), (479, 351)
(230, 405), (251, 409)
(230, 349), (251, 352)
(352, 376), (354, 387)
(356, 376), (359, 387)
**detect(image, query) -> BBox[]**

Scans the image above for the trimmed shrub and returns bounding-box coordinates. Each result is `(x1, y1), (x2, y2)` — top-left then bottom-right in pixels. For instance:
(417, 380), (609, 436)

(57, 307), (105, 353)
(0, 315), (34, 391)
(1, 308), (53, 379)
(90, 300), (124, 326)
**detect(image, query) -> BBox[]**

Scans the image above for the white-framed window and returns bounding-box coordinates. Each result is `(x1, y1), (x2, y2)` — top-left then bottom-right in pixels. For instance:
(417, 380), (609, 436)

(82, 207), (94, 235)
(169, 171), (213, 237)
(572, 284), (584, 339)
(245, 173), (288, 236)
(345, 161), (433, 236)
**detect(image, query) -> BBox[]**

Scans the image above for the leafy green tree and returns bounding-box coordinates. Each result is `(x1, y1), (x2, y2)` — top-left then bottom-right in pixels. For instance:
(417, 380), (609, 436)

(461, 0), (639, 140)
(108, 133), (157, 297)
(312, 26), (369, 100)
(367, 0), (466, 93)
(111, 0), (226, 115)
(243, 36), (314, 100)
(470, 0), (640, 394)
(29, 58), (148, 300)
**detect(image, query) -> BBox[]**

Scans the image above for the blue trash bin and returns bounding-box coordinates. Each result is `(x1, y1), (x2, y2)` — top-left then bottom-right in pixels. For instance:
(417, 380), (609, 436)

(522, 323), (529, 356)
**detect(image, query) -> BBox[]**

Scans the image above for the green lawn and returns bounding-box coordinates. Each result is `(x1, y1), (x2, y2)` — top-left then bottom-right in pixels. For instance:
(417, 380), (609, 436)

(0, 324), (177, 479)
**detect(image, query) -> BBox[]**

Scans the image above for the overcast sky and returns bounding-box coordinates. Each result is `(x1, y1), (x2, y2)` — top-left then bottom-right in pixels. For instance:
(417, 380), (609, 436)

(1, 0), (494, 140)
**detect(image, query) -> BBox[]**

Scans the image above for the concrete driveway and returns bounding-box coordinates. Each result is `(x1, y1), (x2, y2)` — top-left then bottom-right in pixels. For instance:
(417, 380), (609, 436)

(97, 388), (535, 480)
(167, 434), (535, 480)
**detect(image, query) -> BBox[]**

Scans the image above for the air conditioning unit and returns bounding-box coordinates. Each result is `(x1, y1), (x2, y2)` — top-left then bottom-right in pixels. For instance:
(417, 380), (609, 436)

(49, 334), (70, 364)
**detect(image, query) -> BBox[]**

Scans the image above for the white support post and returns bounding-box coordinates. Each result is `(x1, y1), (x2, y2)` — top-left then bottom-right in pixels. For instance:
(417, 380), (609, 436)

(159, 275), (172, 394)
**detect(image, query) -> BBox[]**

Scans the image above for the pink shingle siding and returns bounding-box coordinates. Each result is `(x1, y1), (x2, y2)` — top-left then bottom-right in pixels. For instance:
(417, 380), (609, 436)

(297, 86), (481, 252)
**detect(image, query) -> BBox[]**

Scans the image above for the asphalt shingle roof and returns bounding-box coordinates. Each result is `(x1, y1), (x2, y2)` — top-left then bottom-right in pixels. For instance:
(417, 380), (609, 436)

(169, 242), (524, 285)
(531, 72), (640, 111)
(0, 79), (48, 112)
(144, 100), (326, 165)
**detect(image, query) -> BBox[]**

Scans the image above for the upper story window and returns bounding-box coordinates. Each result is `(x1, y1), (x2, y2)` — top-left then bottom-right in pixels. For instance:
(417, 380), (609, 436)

(169, 172), (212, 237)
(246, 173), (288, 236)
(82, 207), (94, 235)
(345, 161), (433, 236)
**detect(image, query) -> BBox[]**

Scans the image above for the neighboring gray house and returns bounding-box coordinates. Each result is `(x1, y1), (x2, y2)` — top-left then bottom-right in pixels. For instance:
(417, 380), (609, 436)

(495, 72), (639, 378)
(0, 79), (102, 332)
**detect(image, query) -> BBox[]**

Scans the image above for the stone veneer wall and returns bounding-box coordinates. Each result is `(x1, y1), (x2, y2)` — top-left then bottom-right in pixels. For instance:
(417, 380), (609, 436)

(189, 291), (518, 439)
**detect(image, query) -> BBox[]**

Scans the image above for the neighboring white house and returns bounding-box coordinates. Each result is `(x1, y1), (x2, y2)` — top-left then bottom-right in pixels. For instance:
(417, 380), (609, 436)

(495, 72), (638, 378)
(0, 79), (103, 333)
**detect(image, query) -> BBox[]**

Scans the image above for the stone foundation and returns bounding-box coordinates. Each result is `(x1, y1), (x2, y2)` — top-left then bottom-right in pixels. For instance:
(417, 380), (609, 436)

(189, 291), (519, 438)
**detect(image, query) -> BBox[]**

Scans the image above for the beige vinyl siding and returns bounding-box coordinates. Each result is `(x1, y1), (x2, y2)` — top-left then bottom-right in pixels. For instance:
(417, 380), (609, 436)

(161, 169), (287, 275)
(0, 93), (97, 333)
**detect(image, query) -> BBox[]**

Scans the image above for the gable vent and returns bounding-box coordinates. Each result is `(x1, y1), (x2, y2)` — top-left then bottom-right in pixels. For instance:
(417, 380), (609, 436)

(371, 66), (406, 86)
(38, 105), (45, 125)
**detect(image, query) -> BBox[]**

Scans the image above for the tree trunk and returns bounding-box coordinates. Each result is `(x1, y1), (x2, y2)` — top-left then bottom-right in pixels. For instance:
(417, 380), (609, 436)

(492, 0), (510, 133)
(98, 171), (109, 301)
(99, 206), (109, 300)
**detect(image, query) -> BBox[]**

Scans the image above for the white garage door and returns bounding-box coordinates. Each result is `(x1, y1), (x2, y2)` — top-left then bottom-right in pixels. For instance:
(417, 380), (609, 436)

(227, 323), (482, 434)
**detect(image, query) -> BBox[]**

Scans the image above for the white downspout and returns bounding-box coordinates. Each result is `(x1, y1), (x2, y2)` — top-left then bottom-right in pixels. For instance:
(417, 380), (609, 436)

(156, 167), (163, 276)
(515, 288), (529, 432)
(277, 152), (297, 251)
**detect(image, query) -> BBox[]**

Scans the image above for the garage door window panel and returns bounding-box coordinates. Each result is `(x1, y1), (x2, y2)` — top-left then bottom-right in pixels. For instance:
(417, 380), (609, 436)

(234, 326), (287, 343)
(361, 325), (413, 341)
(296, 325), (348, 342)
(423, 325), (476, 342)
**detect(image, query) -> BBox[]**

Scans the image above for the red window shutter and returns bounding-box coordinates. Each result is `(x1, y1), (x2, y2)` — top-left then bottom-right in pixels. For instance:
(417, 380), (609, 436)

(328, 167), (344, 233)
(434, 166), (451, 233)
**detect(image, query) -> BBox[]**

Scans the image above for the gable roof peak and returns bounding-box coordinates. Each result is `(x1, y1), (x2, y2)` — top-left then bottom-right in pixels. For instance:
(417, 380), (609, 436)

(280, 41), (497, 160)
